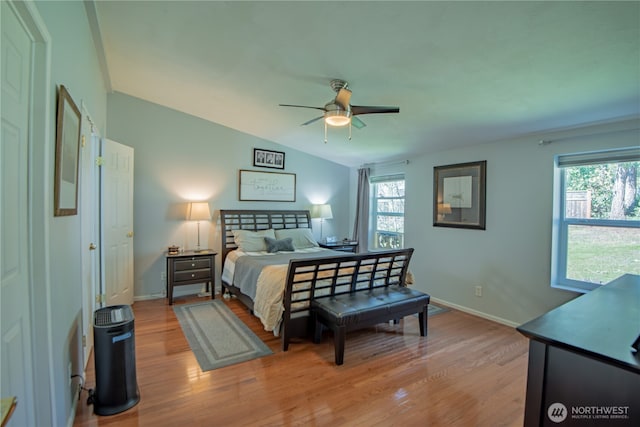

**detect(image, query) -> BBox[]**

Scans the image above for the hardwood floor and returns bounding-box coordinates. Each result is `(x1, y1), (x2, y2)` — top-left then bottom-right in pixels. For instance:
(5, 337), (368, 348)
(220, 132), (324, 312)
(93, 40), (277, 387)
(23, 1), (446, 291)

(74, 295), (529, 427)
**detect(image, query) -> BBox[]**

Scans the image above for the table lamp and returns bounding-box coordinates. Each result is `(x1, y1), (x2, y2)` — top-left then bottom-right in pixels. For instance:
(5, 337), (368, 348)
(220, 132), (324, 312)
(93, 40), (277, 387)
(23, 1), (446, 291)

(187, 202), (211, 252)
(311, 204), (333, 241)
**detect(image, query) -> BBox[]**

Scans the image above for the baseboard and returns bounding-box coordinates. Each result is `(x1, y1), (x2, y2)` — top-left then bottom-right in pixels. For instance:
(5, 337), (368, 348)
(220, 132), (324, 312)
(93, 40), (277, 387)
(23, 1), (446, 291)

(430, 297), (520, 328)
(134, 285), (217, 302)
(134, 293), (165, 302)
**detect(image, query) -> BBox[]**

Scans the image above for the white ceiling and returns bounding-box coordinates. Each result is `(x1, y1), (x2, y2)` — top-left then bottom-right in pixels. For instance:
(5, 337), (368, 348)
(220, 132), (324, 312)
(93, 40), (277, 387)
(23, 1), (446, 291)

(91, 1), (640, 167)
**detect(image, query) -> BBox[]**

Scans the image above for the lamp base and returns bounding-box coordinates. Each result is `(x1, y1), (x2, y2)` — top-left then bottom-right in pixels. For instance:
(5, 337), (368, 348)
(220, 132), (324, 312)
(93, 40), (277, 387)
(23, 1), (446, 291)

(194, 222), (204, 252)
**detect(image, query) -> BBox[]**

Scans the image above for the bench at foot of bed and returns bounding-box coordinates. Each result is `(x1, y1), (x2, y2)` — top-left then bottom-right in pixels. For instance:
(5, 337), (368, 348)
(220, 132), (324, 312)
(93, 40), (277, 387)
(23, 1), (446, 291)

(311, 285), (430, 365)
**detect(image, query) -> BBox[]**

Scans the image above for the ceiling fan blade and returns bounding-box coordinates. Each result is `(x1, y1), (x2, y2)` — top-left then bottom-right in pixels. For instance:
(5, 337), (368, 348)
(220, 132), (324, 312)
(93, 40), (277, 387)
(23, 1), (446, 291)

(351, 105), (400, 115)
(301, 116), (324, 126)
(351, 116), (366, 129)
(335, 88), (352, 110)
(279, 104), (326, 111)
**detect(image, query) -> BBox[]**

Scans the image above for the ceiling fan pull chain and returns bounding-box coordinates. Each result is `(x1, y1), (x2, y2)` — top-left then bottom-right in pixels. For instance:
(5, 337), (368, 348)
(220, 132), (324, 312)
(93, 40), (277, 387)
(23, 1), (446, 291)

(324, 122), (328, 143)
(348, 122), (352, 141)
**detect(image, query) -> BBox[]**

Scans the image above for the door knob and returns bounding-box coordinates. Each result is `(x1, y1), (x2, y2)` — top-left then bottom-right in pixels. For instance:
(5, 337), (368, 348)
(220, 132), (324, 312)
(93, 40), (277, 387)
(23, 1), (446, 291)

(89, 243), (97, 250)
(127, 231), (134, 238)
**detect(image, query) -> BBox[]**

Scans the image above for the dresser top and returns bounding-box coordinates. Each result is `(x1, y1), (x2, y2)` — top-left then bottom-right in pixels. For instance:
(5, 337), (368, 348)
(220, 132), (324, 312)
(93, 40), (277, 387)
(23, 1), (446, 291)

(166, 249), (217, 258)
(517, 274), (640, 372)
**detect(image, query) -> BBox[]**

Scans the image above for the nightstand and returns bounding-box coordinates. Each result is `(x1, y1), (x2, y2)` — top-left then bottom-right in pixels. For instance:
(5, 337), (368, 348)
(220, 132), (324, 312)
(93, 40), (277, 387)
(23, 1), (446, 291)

(166, 250), (217, 304)
(318, 241), (359, 253)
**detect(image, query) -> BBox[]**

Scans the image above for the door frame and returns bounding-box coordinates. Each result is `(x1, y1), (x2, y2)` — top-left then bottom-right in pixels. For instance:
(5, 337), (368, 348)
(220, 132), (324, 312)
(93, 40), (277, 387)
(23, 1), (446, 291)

(79, 104), (101, 369)
(8, 0), (55, 424)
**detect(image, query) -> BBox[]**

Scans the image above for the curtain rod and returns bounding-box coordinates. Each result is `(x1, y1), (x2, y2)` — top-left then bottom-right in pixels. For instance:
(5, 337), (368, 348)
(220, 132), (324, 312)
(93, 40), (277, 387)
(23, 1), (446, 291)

(361, 159), (409, 168)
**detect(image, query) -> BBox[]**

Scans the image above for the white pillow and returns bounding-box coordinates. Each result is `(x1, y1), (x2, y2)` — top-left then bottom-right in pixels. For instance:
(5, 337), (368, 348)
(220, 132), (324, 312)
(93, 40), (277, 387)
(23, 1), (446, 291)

(232, 229), (276, 252)
(274, 228), (318, 249)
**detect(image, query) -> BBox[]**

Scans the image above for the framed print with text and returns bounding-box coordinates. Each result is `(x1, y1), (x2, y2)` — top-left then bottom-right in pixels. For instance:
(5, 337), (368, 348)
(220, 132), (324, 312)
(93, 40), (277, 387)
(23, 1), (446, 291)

(239, 169), (296, 202)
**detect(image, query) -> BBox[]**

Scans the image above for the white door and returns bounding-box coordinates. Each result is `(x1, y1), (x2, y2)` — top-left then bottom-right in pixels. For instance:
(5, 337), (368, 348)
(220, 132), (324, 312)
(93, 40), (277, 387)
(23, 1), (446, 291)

(79, 110), (100, 368)
(0, 2), (37, 425)
(102, 139), (134, 306)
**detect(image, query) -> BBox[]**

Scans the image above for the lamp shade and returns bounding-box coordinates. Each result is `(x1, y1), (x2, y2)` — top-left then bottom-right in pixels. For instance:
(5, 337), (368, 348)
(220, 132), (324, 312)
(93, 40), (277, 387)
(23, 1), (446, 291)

(311, 204), (333, 220)
(187, 202), (211, 221)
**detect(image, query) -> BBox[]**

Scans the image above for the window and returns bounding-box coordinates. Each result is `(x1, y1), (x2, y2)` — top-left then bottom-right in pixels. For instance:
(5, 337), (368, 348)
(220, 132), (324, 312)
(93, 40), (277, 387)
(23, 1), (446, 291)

(551, 147), (640, 292)
(370, 174), (405, 250)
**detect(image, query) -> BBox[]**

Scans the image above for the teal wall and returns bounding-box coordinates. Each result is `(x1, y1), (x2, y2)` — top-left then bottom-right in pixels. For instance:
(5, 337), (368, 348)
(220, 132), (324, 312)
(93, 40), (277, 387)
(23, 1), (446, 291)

(34, 1), (108, 425)
(21, 2), (640, 424)
(401, 121), (639, 325)
(106, 92), (351, 299)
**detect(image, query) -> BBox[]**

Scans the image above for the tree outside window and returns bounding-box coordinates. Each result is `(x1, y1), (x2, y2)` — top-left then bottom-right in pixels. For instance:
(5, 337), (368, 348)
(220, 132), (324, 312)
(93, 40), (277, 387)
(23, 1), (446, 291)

(370, 176), (405, 250)
(552, 148), (640, 292)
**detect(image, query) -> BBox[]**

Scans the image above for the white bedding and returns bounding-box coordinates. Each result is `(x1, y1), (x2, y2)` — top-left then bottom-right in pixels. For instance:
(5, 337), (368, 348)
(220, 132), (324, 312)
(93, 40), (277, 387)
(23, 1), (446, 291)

(222, 247), (331, 334)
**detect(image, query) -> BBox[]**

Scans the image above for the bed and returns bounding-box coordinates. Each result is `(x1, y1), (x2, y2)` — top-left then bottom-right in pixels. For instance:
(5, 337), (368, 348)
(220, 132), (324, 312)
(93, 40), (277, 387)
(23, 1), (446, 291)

(220, 209), (414, 351)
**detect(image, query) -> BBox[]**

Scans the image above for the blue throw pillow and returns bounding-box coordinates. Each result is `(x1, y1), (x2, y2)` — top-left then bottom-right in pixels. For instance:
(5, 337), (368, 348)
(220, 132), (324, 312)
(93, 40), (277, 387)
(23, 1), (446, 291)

(264, 237), (295, 253)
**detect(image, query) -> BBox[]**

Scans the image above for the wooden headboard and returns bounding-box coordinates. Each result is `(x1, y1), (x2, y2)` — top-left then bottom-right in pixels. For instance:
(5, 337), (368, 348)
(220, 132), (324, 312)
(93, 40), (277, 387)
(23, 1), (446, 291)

(219, 209), (312, 263)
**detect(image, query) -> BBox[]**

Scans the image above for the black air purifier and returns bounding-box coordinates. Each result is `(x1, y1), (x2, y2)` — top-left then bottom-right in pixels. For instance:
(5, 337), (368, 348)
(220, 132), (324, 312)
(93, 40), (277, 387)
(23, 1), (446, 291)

(92, 305), (140, 415)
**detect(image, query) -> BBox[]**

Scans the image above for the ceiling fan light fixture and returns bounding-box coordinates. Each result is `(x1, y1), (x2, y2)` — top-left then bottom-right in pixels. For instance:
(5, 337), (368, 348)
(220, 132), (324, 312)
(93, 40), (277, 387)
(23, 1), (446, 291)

(324, 110), (351, 127)
(279, 78), (399, 137)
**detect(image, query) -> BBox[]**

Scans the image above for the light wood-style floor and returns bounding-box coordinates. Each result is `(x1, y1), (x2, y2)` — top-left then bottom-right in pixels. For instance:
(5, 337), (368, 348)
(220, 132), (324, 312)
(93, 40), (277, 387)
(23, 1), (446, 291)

(74, 294), (530, 427)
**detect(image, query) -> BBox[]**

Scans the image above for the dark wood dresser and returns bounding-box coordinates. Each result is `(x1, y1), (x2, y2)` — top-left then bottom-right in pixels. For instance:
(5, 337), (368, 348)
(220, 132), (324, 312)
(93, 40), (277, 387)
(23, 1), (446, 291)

(517, 274), (639, 426)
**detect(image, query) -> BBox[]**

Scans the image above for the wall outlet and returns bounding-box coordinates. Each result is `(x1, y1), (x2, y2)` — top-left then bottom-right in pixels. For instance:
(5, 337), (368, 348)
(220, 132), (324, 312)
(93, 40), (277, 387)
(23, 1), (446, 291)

(475, 286), (483, 297)
(160, 271), (166, 281)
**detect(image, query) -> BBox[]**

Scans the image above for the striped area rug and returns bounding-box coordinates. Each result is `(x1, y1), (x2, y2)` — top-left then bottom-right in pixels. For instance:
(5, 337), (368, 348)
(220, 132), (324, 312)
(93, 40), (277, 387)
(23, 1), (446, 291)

(173, 300), (272, 371)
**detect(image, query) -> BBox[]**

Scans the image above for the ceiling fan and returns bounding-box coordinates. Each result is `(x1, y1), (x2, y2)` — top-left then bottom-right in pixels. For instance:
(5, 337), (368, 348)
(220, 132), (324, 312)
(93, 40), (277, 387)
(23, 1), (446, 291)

(279, 79), (399, 142)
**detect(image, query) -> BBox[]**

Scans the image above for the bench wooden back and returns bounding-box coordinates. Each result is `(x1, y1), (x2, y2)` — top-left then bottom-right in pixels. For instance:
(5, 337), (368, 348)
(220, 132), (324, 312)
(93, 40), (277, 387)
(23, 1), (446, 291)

(282, 248), (414, 322)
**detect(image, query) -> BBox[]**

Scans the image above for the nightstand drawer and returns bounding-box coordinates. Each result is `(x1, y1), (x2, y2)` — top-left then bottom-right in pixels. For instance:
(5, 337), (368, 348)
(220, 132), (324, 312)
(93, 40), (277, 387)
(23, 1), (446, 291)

(174, 258), (210, 271)
(174, 268), (211, 283)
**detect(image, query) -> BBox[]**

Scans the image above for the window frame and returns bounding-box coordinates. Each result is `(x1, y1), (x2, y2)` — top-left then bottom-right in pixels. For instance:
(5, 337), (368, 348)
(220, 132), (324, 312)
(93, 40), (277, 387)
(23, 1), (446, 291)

(369, 174), (405, 251)
(551, 147), (640, 293)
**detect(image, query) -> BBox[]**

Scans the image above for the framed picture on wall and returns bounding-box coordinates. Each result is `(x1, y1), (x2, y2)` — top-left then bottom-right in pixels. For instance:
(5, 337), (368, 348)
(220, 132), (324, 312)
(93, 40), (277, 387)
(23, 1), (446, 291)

(253, 148), (285, 169)
(54, 85), (82, 216)
(433, 160), (486, 229)
(239, 169), (296, 202)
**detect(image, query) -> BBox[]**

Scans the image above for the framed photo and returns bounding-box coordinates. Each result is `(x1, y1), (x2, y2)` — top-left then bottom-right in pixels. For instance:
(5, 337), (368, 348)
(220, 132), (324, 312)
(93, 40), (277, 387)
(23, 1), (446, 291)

(239, 169), (296, 202)
(54, 85), (82, 216)
(253, 148), (285, 169)
(433, 160), (486, 229)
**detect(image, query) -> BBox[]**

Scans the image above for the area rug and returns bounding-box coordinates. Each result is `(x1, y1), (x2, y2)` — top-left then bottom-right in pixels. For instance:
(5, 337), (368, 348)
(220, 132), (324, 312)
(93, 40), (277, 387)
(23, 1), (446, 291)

(173, 300), (272, 372)
(427, 303), (449, 316)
